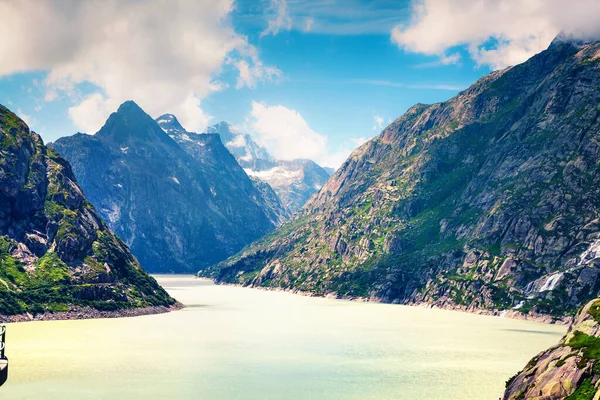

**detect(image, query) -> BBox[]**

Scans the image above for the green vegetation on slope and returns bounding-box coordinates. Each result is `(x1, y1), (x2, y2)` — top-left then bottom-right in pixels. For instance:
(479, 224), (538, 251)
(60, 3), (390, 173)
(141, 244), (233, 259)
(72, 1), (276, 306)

(0, 104), (176, 317)
(201, 40), (600, 319)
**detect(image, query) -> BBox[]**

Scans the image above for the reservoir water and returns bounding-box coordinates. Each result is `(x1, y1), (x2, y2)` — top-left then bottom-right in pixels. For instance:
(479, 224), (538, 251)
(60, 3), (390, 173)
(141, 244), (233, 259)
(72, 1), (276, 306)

(2, 275), (565, 399)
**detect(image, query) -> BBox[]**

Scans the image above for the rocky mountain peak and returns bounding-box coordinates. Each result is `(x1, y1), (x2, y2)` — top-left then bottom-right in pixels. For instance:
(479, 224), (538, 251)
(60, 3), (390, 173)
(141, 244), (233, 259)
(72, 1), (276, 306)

(116, 100), (144, 114)
(0, 104), (177, 318)
(53, 102), (287, 273)
(155, 114), (331, 214)
(550, 31), (600, 49)
(206, 121), (236, 140)
(97, 101), (174, 146)
(155, 113), (185, 135)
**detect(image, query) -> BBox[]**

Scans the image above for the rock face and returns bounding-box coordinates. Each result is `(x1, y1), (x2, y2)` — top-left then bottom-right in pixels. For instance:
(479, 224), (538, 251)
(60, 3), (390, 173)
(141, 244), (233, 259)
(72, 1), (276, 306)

(504, 298), (600, 399)
(206, 121), (276, 171)
(0, 104), (176, 317)
(52, 101), (280, 273)
(154, 114), (289, 224)
(244, 159), (332, 214)
(158, 118), (331, 215)
(201, 40), (600, 319)
(208, 120), (332, 215)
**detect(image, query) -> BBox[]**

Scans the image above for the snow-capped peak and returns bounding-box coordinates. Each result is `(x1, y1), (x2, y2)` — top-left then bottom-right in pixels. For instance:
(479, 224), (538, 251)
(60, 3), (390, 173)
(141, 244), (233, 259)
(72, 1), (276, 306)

(155, 113), (186, 135)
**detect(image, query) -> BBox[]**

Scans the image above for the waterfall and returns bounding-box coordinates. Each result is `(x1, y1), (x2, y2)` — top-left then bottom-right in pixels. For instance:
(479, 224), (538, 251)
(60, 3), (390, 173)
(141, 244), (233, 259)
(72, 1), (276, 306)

(577, 238), (600, 266)
(539, 272), (564, 292)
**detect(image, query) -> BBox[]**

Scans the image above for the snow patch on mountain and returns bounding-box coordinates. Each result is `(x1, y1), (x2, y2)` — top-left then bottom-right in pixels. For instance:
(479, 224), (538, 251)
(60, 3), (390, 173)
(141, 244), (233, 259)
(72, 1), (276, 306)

(156, 116), (333, 215)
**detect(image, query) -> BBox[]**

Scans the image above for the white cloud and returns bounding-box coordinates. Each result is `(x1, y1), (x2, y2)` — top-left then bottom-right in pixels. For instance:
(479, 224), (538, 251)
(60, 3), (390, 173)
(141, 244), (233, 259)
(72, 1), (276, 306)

(414, 52), (461, 69)
(391, 0), (600, 70)
(373, 115), (384, 130)
(68, 93), (116, 134)
(348, 79), (465, 91)
(0, 0), (278, 134)
(228, 134), (247, 148)
(247, 101), (367, 168)
(233, 58), (281, 89)
(304, 17), (315, 32)
(17, 108), (32, 127)
(257, 0), (407, 35)
(260, 0), (292, 38)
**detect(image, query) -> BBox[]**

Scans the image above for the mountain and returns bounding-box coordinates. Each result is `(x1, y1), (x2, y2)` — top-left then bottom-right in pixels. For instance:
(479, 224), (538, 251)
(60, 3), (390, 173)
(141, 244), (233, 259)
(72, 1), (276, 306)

(244, 159), (332, 213)
(206, 121), (276, 171)
(504, 297), (600, 399)
(0, 104), (176, 318)
(52, 101), (281, 273)
(154, 114), (289, 223)
(200, 39), (600, 320)
(157, 117), (331, 214)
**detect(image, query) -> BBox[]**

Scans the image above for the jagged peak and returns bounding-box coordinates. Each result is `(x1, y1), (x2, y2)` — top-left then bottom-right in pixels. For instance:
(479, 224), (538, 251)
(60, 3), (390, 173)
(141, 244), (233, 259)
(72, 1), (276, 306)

(206, 121), (237, 135)
(549, 31), (600, 49)
(156, 113), (177, 122)
(116, 100), (145, 115)
(214, 121), (233, 128)
(96, 101), (176, 146)
(155, 113), (186, 133)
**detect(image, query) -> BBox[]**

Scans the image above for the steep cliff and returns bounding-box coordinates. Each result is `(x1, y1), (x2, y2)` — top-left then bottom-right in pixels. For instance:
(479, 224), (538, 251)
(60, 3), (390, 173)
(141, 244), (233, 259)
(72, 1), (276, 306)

(154, 114), (289, 224)
(0, 104), (176, 318)
(201, 39), (600, 319)
(504, 298), (600, 399)
(158, 117), (331, 215)
(244, 159), (332, 214)
(52, 101), (279, 273)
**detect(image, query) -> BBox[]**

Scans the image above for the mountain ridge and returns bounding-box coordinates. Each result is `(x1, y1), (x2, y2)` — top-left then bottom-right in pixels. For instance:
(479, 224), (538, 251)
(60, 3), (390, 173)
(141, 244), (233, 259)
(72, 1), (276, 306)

(156, 117), (332, 214)
(0, 104), (178, 320)
(52, 101), (281, 273)
(199, 39), (600, 321)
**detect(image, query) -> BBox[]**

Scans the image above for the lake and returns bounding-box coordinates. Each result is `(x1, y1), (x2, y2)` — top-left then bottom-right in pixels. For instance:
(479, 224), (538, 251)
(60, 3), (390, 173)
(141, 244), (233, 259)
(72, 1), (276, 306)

(2, 275), (565, 399)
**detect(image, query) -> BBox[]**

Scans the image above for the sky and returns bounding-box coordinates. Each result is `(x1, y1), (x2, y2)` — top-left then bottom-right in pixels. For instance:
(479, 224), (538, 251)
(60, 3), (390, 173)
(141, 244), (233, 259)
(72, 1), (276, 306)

(1, 0), (600, 168)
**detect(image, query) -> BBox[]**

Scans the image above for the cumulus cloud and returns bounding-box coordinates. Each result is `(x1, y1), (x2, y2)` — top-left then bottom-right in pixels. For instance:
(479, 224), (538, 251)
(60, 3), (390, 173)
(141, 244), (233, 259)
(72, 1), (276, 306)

(391, 0), (600, 70)
(260, 0), (292, 38)
(0, 0), (279, 134)
(247, 101), (368, 168)
(234, 58), (281, 89)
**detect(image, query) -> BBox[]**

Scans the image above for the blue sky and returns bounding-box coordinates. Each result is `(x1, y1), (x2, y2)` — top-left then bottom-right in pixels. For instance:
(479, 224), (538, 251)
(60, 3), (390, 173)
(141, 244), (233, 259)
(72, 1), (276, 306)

(0, 0), (591, 167)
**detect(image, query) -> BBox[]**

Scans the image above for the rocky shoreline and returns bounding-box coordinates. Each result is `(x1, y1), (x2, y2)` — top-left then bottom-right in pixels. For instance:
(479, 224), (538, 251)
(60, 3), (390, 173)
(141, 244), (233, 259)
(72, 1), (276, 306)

(407, 301), (572, 325)
(0, 303), (184, 324)
(210, 279), (572, 325)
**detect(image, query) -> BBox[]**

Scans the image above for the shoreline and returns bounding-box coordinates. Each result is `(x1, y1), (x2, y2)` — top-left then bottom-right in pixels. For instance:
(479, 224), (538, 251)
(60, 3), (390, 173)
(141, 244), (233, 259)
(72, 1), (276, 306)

(205, 278), (572, 326)
(0, 302), (184, 324)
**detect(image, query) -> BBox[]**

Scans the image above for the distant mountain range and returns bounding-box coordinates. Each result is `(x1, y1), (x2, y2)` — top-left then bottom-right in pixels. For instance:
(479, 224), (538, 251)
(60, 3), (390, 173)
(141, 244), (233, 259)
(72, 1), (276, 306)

(156, 117), (331, 214)
(200, 39), (600, 321)
(52, 102), (283, 273)
(0, 104), (176, 318)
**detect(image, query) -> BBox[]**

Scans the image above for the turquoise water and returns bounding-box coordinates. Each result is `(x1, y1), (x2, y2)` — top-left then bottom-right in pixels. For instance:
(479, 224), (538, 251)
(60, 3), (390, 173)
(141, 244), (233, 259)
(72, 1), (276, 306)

(2, 275), (565, 399)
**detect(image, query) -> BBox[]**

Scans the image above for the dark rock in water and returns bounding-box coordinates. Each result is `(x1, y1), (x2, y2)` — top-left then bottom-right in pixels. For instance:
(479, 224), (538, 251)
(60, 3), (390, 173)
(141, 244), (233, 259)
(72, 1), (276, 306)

(0, 104), (176, 317)
(52, 101), (280, 273)
(200, 39), (600, 319)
